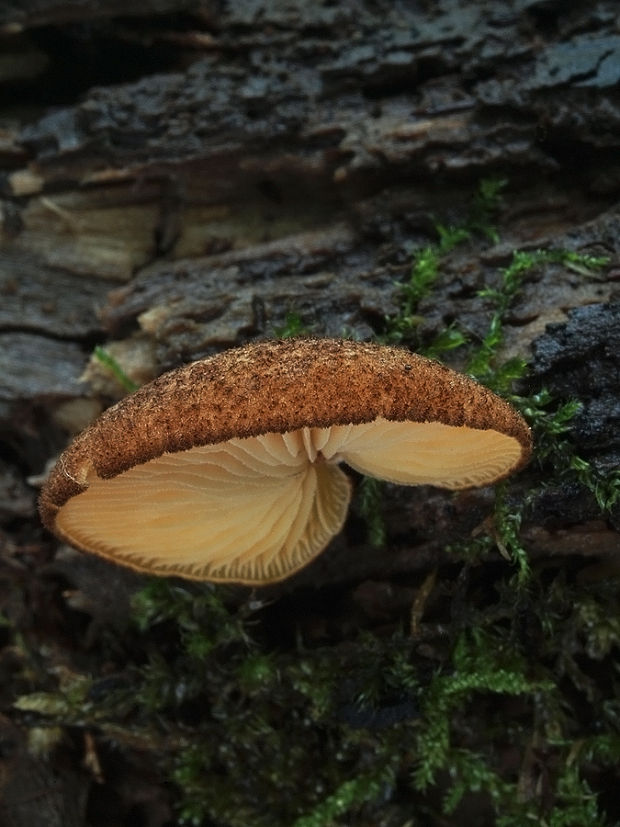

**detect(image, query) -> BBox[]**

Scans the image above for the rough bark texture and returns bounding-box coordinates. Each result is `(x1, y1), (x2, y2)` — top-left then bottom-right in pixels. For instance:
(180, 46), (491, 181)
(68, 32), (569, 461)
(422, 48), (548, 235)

(1, 1), (619, 825)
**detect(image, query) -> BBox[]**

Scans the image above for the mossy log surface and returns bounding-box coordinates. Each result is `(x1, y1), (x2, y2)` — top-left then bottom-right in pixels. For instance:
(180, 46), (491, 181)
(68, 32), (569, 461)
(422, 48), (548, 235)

(0, 1), (619, 825)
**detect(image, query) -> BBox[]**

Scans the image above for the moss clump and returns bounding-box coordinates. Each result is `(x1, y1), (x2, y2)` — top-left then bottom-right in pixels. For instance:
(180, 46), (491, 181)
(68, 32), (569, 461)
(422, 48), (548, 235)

(93, 345), (140, 393)
(274, 310), (311, 338)
(383, 176), (506, 348)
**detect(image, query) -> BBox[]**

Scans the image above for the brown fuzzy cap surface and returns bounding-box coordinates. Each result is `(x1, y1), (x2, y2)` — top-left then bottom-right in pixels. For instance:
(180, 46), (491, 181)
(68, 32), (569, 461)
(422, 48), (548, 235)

(39, 338), (532, 529)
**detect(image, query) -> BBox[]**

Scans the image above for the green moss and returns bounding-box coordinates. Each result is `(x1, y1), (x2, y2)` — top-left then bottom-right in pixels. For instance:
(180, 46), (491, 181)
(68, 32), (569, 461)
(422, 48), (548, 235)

(383, 177), (507, 346)
(467, 249), (608, 387)
(356, 475), (387, 548)
(293, 764), (398, 827)
(414, 627), (554, 790)
(274, 311), (310, 338)
(12, 562), (620, 825)
(92, 344), (139, 392)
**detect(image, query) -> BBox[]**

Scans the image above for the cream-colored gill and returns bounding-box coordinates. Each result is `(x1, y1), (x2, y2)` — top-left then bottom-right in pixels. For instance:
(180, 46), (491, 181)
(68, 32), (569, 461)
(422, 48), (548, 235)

(55, 435), (351, 583)
(336, 418), (524, 489)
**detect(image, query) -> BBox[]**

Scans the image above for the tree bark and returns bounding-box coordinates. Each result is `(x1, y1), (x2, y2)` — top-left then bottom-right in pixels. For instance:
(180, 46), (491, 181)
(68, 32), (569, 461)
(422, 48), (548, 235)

(0, 0), (619, 823)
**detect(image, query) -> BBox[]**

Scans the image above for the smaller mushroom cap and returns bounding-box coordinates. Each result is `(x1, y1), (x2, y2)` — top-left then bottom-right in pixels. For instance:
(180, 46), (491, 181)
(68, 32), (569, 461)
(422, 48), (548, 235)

(39, 338), (532, 584)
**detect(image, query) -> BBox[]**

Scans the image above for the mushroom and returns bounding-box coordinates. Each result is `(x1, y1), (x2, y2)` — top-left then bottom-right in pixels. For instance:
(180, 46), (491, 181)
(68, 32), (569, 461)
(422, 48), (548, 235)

(39, 338), (532, 585)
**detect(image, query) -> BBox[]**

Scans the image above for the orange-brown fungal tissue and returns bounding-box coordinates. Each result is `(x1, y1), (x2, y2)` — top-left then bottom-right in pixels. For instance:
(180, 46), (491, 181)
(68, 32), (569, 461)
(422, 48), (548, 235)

(39, 339), (532, 584)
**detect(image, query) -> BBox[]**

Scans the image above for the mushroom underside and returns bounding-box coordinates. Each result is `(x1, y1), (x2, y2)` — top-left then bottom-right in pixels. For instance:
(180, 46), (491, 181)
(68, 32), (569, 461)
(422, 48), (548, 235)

(54, 418), (524, 583)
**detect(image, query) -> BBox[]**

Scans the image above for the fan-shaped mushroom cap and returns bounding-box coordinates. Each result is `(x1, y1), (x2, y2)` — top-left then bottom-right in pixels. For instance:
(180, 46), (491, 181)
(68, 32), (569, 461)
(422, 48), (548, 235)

(39, 338), (532, 584)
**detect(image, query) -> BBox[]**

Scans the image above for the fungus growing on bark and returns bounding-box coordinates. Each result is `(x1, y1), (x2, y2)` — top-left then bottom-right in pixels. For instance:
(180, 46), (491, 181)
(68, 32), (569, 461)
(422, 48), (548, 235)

(39, 338), (532, 584)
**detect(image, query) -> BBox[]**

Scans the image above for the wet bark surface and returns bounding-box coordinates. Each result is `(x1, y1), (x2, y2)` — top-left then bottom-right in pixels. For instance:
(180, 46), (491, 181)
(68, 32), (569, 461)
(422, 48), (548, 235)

(1, 1), (619, 825)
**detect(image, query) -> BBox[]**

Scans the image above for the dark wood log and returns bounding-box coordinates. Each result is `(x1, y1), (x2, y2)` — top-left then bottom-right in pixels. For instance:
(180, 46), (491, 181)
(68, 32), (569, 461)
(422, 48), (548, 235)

(0, 1), (619, 824)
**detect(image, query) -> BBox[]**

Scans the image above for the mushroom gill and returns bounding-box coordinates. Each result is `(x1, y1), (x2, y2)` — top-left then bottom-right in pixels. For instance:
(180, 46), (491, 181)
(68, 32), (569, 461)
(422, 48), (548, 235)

(54, 428), (352, 583)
